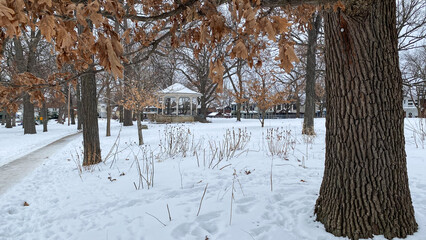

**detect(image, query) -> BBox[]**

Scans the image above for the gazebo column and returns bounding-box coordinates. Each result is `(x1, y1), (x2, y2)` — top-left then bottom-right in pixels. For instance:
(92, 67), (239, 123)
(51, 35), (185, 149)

(176, 96), (179, 116)
(162, 97), (165, 115)
(190, 97), (193, 116)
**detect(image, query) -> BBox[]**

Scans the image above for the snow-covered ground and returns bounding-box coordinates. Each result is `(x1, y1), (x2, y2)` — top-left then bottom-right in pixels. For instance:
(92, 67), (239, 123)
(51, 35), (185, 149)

(0, 121), (79, 167)
(0, 118), (424, 240)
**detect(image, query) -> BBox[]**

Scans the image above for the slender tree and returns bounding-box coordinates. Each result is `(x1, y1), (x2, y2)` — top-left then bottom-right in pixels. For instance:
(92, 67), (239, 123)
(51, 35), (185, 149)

(5, 111), (12, 128)
(302, 13), (321, 135)
(81, 67), (101, 165)
(176, 46), (218, 120)
(105, 75), (112, 137)
(224, 58), (247, 121)
(41, 100), (48, 132)
(13, 34), (39, 134)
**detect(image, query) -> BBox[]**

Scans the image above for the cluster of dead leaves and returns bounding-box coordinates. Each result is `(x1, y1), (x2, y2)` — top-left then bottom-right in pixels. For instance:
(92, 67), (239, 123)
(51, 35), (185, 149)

(121, 86), (159, 112)
(0, 0), (346, 112)
(0, 72), (71, 113)
(247, 70), (286, 112)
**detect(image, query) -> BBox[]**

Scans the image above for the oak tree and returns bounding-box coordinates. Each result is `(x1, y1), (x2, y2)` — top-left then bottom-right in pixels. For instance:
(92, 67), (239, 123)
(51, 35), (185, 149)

(0, 0), (418, 238)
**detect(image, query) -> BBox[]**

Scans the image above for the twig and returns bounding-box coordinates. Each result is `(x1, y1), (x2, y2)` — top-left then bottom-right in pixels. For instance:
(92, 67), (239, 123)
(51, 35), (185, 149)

(219, 164), (232, 170)
(167, 204), (172, 221)
(270, 157), (273, 192)
(197, 183), (209, 216)
(237, 178), (245, 197)
(145, 212), (166, 226)
(195, 151), (200, 167)
(230, 173), (235, 225)
(241, 229), (256, 240)
(178, 160), (183, 189)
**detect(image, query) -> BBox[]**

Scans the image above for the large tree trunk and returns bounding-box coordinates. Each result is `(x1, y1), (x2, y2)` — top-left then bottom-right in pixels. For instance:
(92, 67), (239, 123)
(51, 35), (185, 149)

(123, 108), (133, 126)
(136, 110), (143, 145)
(5, 112), (12, 128)
(318, 101), (325, 117)
(81, 69), (102, 166)
(23, 30), (39, 134)
(42, 100), (48, 132)
(12, 112), (16, 127)
(122, 15), (133, 127)
(23, 93), (36, 134)
(295, 97), (301, 118)
(200, 96), (207, 120)
(119, 105), (124, 123)
(1, 111), (5, 125)
(13, 36), (37, 134)
(57, 106), (64, 124)
(314, 1), (417, 239)
(236, 102), (241, 121)
(302, 13), (321, 135)
(70, 108), (75, 125)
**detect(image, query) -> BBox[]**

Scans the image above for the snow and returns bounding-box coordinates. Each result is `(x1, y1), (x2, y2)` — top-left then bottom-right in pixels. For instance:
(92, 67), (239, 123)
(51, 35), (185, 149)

(160, 83), (202, 96)
(0, 121), (79, 167)
(0, 118), (425, 240)
(208, 112), (219, 117)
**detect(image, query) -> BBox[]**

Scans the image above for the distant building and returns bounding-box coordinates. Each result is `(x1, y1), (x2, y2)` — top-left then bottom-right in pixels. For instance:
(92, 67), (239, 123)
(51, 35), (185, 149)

(227, 102), (325, 119)
(403, 97), (419, 118)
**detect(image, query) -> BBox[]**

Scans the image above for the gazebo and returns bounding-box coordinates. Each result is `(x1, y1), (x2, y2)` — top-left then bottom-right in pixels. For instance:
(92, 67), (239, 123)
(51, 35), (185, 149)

(153, 83), (202, 123)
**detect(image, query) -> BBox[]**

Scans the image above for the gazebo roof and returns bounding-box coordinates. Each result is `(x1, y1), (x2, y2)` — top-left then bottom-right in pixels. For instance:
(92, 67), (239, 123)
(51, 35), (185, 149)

(159, 83), (202, 97)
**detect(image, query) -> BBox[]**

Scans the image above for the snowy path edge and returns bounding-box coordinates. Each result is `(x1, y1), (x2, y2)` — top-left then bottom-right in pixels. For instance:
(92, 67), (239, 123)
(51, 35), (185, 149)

(0, 131), (82, 196)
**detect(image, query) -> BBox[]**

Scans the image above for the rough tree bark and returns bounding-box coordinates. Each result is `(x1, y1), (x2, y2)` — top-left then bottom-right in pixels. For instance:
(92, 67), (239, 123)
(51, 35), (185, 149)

(42, 100), (48, 132)
(5, 112), (12, 128)
(122, 15), (134, 127)
(13, 36), (37, 134)
(314, 1), (418, 239)
(81, 69), (102, 166)
(295, 97), (301, 118)
(200, 95), (207, 120)
(22, 93), (36, 133)
(119, 105), (124, 123)
(24, 30), (40, 134)
(57, 106), (64, 124)
(136, 110), (143, 145)
(11, 112), (16, 127)
(302, 13), (321, 135)
(123, 108), (133, 126)
(236, 102), (241, 121)
(70, 94), (75, 125)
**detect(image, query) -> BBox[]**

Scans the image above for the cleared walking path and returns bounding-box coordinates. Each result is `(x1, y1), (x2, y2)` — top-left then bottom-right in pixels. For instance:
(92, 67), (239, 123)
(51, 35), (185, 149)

(0, 131), (82, 196)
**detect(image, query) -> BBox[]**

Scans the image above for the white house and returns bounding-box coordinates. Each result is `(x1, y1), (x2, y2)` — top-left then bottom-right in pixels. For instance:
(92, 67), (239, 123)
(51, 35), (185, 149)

(403, 97), (419, 118)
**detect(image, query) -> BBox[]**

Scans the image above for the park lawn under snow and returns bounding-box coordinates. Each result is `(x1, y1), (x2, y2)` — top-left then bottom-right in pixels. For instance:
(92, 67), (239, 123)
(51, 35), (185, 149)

(0, 118), (425, 240)
(0, 121), (79, 167)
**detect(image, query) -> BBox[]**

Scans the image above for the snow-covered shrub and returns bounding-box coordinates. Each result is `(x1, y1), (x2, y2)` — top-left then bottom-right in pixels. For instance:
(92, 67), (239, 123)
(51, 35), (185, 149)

(159, 125), (194, 157)
(265, 127), (296, 160)
(207, 127), (251, 168)
(131, 145), (155, 189)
